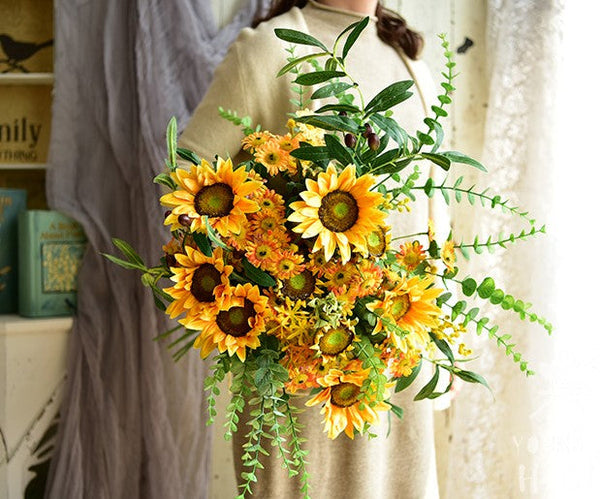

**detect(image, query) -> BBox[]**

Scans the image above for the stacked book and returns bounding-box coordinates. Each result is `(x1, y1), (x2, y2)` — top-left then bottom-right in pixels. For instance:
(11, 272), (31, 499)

(0, 188), (86, 317)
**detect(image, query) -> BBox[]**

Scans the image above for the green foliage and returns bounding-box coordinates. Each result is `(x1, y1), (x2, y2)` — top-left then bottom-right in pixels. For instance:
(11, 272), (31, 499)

(394, 357), (422, 392)
(176, 147), (201, 165)
(166, 117), (178, 170)
(416, 34), (456, 152)
(218, 107), (255, 135)
(242, 258), (277, 288)
(355, 335), (388, 403)
(364, 80), (414, 116)
(204, 353), (228, 425)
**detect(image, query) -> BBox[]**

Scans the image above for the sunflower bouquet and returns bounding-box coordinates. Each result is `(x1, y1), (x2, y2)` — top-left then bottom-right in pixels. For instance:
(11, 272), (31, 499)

(105, 18), (552, 499)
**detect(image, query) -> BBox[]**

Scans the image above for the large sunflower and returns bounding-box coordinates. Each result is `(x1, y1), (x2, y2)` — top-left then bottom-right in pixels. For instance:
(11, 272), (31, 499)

(306, 366), (390, 439)
(160, 157), (260, 237)
(191, 283), (269, 362)
(367, 275), (443, 350)
(288, 165), (386, 263)
(164, 246), (233, 321)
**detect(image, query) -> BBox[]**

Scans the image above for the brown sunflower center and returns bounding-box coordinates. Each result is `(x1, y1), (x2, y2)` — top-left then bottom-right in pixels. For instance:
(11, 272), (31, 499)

(391, 294), (411, 320)
(318, 190), (359, 233)
(194, 183), (234, 217)
(216, 299), (255, 337)
(319, 327), (354, 356)
(367, 226), (387, 257)
(281, 270), (316, 300)
(330, 382), (361, 407)
(190, 263), (221, 303)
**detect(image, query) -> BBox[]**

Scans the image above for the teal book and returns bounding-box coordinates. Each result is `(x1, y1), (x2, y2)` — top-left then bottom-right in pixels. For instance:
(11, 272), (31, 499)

(0, 188), (27, 313)
(18, 210), (87, 317)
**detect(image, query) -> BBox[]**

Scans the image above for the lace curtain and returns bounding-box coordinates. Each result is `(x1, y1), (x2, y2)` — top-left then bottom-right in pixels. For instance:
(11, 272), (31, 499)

(45, 1), (266, 497)
(439, 0), (600, 497)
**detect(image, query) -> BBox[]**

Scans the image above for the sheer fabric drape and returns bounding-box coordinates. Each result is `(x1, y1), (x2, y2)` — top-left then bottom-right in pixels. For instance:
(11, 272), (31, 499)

(440, 1), (565, 497)
(45, 1), (266, 497)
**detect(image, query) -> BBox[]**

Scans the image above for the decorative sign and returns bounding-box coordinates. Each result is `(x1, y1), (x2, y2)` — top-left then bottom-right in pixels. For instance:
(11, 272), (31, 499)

(0, 0), (54, 73)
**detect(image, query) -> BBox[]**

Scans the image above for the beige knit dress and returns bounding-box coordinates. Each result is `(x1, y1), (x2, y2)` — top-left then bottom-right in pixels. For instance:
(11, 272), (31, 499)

(180, 2), (443, 498)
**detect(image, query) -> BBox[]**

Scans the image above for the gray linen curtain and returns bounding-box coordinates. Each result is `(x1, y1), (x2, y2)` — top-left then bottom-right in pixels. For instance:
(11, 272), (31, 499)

(45, 1), (267, 497)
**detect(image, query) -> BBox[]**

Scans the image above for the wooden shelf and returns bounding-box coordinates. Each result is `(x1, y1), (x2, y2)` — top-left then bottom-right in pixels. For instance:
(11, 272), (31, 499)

(0, 73), (54, 85)
(0, 163), (49, 170)
(0, 314), (73, 335)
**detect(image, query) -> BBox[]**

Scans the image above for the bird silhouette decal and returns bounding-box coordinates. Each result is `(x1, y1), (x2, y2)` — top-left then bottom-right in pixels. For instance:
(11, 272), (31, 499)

(0, 34), (53, 73)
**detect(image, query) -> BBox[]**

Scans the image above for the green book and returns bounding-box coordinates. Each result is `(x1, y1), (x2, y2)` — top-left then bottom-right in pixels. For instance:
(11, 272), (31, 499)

(0, 188), (27, 313)
(18, 210), (87, 317)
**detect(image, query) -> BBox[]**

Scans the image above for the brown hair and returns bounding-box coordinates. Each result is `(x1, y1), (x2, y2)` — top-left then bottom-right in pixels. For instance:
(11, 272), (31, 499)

(252, 0), (424, 60)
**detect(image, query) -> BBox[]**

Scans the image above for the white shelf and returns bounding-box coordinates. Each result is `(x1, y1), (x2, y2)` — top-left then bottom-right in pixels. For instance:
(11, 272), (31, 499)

(0, 163), (48, 170)
(0, 314), (73, 336)
(0, 73), (54, 85)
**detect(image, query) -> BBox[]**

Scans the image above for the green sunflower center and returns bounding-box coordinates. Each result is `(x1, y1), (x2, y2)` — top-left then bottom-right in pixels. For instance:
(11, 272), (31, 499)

(391, 294), (411, 320)
(319, 327), (353, 356)
(318, 190), (359, 232)
(330, 382), (361, 408)
(216, 299), (255, 337)
(194, 183), (235, 218)
(190, 263), (221, 303)
(281, 270), (316, 300)
(367, 226), (387, 257)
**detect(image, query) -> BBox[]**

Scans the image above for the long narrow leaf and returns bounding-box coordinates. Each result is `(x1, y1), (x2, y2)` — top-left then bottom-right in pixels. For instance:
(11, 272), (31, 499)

(342, 17), (370, 59)
(295, 71), (346, 85)
(277, 52), (328, 77)
(365, 81), (414, 115)
(274, 28), (328, 51)
(166, 117), (177, 169)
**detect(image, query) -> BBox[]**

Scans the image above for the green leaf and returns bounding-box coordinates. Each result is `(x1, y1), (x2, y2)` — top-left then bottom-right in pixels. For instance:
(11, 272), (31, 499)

(414, 365), (440, 401)
(417, 131), (435, 146)
(293, 114), (360, 134)
(295, 71), (346, 85)
(102, 253), (145, 271)
(461, 277), (477, 296)
(388, 402), (404, 420)
(365, 80), (414, 115)
(277, 52), (328, 77)
(421, 152), (451, 171)
(112, 238), (145, 267)
(324, 134), (353, 166)
(274, 28), (328, 51)
(166, 117), (177, 169)
(152, 292), (167, 311)
(441, 151), (487, 172)
(395, 358), (422, 392)
(313, 103), (361, 114)
(342, 16), (370, 59)
(242, 258), (277, 287)
(311, 82), (354, 100)
(424, 118), (444, 152)
(370, 148), (400, 170)
(153, 172), (177, 190)
(490, 288), (504, 305)
(453, 368), (492, 392)
(203, 216), (230, 250)
(325, 57), (338, 72)
(451, 300), (466, 321)
(176, 147), (201, 165)
(192, 232), (212, 257)
(429, 333), (455, 364)
(370, 113), (407, 147)
(477, 277), (496, 299)
(290, 145), (330, 162)
(423, 177), (434, 197)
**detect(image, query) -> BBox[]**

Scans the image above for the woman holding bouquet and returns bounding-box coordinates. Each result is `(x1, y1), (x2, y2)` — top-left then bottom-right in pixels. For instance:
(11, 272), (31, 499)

(178, 1), (449, 497)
